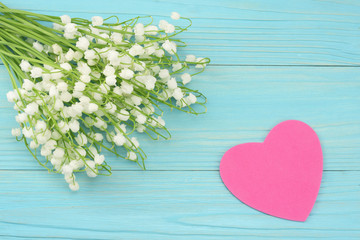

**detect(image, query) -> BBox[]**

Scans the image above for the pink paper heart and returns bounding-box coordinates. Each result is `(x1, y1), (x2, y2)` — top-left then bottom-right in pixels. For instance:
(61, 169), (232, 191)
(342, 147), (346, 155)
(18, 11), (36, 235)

(220, 120), (323, 221)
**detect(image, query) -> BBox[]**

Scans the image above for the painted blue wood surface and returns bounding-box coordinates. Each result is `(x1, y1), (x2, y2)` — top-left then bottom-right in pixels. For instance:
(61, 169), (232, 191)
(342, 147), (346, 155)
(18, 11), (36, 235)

(0, 0), (359, 239)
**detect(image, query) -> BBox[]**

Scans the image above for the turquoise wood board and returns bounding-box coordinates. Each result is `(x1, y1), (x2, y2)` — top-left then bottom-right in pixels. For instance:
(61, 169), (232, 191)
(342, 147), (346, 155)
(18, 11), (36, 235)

(0, 171), (359, 239)
(3, 0), (360, 65)
(0, 0), (359, 239)
(1, 66), (360, 171)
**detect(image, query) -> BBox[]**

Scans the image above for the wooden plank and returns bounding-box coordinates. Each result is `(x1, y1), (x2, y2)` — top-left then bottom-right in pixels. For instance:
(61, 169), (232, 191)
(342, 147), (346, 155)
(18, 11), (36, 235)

(0, 1), (359, 239)
(1, 0), (360, 65)
(0, 170), (359, 239)
(1, 66), (360, 171)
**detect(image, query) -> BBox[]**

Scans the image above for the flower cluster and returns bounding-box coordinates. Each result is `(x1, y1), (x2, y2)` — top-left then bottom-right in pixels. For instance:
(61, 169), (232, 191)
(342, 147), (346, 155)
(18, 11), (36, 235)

(0, 4), (208, 191)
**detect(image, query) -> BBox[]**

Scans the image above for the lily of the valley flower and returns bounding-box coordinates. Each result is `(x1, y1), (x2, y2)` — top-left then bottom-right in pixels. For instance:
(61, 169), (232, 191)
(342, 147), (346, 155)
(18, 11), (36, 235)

(0, 4), (209, 191)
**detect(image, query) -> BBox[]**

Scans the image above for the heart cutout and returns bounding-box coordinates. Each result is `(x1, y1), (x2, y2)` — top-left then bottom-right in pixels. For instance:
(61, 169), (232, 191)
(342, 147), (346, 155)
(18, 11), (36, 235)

(220, 120), (323, 221)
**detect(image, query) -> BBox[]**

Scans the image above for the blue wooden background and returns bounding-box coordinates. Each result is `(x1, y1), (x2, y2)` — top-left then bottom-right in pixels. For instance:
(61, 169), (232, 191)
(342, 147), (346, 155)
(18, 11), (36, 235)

(1, 0), (360, 239)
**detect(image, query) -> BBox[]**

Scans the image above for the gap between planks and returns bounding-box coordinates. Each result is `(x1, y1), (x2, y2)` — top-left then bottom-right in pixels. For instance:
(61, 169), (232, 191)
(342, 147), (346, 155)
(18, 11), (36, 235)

(0, 169), (358, 172)
(1, 63), (360, 67)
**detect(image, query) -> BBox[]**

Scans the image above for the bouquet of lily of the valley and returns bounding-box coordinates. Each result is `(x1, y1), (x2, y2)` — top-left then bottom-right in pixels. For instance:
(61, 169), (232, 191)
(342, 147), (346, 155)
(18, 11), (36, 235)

(0, 3), (208, 190)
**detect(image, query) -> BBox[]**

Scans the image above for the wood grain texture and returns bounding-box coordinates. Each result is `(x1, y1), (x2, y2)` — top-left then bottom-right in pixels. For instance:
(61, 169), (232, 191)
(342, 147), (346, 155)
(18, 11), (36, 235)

(1, 66), (359, 171)
(0, 171), (359, 239)
(1, 0), (360, 65)
(1, 0), (360, 239)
